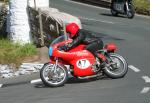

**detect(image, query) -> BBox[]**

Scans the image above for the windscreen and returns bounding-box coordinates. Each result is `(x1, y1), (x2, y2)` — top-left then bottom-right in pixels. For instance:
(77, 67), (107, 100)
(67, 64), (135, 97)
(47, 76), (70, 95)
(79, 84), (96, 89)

(50, 35), (66, 46)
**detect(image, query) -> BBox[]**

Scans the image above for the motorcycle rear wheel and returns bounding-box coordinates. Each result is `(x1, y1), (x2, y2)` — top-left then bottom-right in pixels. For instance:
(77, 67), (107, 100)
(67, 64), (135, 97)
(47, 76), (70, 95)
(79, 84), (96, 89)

(104, 53), (128, 79)
(126, 3), (135, 19)
(111, 9), (118, 16)
(40, 63), (68, 87)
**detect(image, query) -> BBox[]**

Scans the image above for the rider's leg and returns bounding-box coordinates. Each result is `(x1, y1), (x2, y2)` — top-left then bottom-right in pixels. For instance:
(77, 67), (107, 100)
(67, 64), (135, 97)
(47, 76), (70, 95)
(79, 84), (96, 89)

(85, 40), (103, 62)
(85, 40), (107, 68)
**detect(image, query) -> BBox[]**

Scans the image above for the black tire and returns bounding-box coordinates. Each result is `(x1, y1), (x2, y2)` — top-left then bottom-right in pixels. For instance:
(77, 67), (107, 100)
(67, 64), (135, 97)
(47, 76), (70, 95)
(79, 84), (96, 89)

(126, 3), (135, 19)
(40, 63), (68, 87)
(103, 53), (128, 79)
(111, 9), (118, 16)
(110, 1), (118, 16)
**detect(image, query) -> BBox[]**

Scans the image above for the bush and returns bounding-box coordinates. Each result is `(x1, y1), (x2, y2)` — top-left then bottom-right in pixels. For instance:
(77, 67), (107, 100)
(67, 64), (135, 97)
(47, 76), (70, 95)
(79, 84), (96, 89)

(133, 0), (150, 15)
(134, 0), (150, 9)
(0, 39), (37, 67)
(134, 0), (150, 10)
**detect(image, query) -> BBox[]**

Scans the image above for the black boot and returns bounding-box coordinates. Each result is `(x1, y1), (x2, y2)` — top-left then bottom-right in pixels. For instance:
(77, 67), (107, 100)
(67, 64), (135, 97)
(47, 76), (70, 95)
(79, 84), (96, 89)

(96, 56), (107, 68)
(100, 61), (107, 68)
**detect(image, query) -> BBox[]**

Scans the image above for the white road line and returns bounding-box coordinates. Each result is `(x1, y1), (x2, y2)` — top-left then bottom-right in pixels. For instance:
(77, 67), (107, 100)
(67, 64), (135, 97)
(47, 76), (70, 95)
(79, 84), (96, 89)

(79, 16), (115, 24)
(65, 0), (115, 24)
(22, 63), (44, 65)
(30, 79), (42, 84)
(64, 0), (109, 10)
(0, 84), (3, 88)
(141, 87), (150, 94)
(128, 65), (140, 73)
(142, 76), (150, 83)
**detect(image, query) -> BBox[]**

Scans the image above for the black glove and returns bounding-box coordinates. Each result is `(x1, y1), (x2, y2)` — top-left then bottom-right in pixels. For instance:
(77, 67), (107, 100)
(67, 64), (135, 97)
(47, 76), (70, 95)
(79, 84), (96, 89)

(58, 45), (68, 51)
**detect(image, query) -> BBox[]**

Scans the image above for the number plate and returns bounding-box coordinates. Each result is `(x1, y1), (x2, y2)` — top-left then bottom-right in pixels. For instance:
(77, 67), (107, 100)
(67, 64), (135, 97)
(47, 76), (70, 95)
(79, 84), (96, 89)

(114, 3), (124, 11)
(76, 59), (91, 69)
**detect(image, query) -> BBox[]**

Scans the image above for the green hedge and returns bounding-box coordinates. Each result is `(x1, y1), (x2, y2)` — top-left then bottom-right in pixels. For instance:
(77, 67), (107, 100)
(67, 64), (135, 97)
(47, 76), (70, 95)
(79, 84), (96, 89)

(134, 0), (150, 15)
(134, 0), (150, 10)
(0, 39), (37, 67)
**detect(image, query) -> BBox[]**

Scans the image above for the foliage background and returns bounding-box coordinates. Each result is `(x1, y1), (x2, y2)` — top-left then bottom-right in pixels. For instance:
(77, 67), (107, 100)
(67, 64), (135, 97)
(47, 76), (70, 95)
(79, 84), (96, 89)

(134, 0), (150, 10)
(0, 39), (37, 67)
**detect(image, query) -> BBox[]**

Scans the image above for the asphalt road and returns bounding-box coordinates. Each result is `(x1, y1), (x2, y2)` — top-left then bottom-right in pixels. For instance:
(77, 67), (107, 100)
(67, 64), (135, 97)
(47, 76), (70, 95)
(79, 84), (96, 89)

(0, 0), (150, 103)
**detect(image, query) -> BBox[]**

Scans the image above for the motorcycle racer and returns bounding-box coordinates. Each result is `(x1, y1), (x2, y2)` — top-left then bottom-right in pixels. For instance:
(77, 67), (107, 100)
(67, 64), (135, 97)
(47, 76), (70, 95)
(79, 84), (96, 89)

(59, 23), (104, 63)
(40, 23), (128, 87)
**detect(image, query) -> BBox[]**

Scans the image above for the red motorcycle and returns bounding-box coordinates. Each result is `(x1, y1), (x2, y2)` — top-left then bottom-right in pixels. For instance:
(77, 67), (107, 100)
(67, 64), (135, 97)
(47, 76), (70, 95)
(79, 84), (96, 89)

(40, 36), (128, 87)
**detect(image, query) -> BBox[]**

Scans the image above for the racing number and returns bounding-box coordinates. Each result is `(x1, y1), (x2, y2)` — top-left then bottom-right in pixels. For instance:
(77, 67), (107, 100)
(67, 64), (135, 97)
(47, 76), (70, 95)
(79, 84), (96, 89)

(78, 60), (86, 67)
(77, 59), (90, 69)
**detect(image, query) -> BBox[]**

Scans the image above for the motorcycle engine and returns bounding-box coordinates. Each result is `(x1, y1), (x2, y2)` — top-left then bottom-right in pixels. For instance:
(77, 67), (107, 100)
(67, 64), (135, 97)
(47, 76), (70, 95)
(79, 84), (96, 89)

(92, 61), (101, 73)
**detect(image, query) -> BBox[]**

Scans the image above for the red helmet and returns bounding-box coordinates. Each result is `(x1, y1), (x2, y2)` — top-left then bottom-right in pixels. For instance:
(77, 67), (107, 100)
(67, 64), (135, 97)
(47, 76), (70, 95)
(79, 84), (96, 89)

(66, 23), (79, 38)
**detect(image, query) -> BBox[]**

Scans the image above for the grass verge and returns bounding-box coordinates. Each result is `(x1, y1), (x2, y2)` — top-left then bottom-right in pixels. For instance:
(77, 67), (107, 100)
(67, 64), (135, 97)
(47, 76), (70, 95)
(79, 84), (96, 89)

(0, 38), (37, 67)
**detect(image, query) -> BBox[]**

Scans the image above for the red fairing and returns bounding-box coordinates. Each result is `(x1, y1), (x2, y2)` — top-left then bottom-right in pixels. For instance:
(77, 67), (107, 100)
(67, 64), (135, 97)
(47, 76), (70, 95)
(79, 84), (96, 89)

(51, 41), (96, 76)
(98, 54), (106, 61)
(69, 45), (85, 52)
(71, 51), (96, 76)
(105, 43), (117, 52)
(50, 40), (118, 77)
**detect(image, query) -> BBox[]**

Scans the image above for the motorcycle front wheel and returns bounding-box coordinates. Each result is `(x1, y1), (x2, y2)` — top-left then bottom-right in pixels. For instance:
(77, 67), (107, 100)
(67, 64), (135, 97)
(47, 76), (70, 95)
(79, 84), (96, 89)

(40, 63), (68, 87)
(104, 53), (128, 79)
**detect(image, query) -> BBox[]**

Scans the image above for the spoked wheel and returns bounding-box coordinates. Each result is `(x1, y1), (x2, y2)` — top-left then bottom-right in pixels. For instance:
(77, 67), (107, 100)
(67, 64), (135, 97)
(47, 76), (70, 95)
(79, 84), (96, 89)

(103, 53), (128, 79)
(40, 63), (68, 87)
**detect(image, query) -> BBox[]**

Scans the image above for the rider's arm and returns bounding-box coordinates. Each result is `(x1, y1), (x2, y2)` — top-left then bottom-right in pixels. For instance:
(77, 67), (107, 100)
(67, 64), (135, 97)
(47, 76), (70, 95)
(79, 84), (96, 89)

(65, 31), (85, 51)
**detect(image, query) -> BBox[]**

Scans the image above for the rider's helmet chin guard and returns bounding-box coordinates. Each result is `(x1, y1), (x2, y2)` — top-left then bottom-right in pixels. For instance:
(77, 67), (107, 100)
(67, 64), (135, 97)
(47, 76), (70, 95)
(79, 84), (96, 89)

(66, 23), (79, 38)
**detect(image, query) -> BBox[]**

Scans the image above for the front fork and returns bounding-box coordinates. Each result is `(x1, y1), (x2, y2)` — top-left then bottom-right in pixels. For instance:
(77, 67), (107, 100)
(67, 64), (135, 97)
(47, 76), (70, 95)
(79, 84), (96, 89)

(48, 58), (61, 80)
(52, 58), (59, 73)
(50, 58), (58, 76)
(125, 0), (130, 12)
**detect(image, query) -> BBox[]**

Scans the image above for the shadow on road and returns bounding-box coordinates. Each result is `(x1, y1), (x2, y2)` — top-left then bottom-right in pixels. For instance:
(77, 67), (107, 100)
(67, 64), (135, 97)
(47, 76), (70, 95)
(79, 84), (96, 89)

(34, 75), (111, 88)
(67, 76), (111, 84)
(100, 13), (127, 18)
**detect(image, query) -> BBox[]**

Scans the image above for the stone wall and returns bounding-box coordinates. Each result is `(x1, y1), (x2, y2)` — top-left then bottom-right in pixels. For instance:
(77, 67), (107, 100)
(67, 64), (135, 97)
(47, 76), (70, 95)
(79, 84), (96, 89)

(28, 7), (82, 46)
